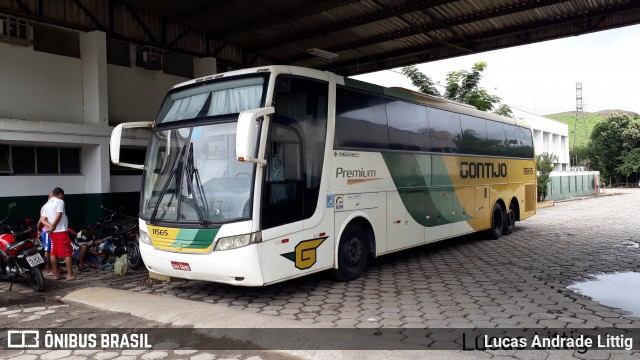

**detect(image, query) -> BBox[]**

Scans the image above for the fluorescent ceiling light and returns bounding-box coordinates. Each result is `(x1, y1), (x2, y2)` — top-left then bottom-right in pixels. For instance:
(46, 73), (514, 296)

(307, 48), (339, 60)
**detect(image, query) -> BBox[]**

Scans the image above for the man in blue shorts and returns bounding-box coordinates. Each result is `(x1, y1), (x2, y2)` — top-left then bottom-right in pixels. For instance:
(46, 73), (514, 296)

(37, 192), (54, 276)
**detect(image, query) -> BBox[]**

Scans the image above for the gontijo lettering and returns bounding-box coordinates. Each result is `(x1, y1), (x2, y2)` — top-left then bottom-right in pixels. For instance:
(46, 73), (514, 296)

(460, 162), (507, 179)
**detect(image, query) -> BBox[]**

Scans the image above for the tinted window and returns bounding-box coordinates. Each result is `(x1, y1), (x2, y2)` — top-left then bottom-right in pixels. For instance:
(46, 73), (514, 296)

(335, 87), (389, 149)
(427, 108), (462, 153)
(12, 146), (35, 174)
(486, 120), (507, 156)
(460, 115), (488, 155)
(0, 145), (11, 174)
(60, 148), (81, 174)
(107, 38), (131, 67)
(387, 100), (430, 151)
(33, 23), (80, 58)
(164, 51), (194, 78)
(518, 126), (534, 158)
(36, 147), (58, 174)
(504, 124), (520, 157)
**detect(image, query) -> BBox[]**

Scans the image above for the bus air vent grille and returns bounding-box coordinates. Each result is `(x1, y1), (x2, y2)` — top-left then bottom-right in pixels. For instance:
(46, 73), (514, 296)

(525, 184), (536, 212)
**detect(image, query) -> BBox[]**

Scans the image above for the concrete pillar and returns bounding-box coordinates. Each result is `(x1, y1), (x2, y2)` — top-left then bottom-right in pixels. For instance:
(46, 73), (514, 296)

(80, 31), (108, 126)
(194, 57), (217, 78)
(533, 130), (543, 155)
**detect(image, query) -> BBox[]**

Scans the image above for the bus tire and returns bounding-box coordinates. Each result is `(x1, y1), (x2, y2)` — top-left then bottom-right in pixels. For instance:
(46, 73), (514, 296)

(488, 202), (504, 240)
(503, 200), (516, 235)
(331, 223), (369, 282)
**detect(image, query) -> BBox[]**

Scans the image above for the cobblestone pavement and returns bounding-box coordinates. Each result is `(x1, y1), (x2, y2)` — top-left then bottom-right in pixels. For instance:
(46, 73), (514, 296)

(118, 190), (640, 330)
(2, 189), (640, 359)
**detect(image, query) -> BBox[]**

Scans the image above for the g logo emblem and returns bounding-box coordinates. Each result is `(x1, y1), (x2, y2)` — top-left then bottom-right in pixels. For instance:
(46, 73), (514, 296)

(281, 237), (328, 270)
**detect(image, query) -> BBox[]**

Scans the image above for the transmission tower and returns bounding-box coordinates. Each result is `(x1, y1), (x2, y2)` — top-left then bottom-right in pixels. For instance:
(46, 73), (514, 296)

(573, 82), (588, 145)
(573, 82), (588, 166)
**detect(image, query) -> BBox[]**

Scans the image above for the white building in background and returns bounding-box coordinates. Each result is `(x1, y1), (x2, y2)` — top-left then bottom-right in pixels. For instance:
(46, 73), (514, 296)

(511, 108), (570, 171)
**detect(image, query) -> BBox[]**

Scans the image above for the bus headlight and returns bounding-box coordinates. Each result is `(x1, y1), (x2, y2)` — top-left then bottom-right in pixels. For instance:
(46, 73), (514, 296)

(214, 232), (261, 251)
(139, 230), (152, 245)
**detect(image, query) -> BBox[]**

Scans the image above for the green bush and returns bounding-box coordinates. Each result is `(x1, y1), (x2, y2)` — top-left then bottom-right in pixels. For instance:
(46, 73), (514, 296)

(537, 152), (557, 202)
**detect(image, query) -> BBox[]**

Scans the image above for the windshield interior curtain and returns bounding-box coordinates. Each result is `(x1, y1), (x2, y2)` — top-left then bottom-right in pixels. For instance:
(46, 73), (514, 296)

(208, 85), (263, 116)
(162, 93), (209, 122)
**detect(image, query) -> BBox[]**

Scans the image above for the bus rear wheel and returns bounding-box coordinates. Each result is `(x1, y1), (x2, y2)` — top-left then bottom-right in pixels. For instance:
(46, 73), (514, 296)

(331, 223), (369, 282)
(488, 202), (504, 240)
(503, 201), (516, 235)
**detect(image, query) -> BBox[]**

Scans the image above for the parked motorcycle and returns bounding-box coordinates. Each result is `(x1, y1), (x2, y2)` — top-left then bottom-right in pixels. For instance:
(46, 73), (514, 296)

(95, 214), (142, 270)
(0, 202), (46, 292)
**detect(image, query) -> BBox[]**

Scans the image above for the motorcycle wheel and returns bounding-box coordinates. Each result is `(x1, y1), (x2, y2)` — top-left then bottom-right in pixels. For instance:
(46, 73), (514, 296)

(28, 267), (46, 292)
(126, 239), (143, 270)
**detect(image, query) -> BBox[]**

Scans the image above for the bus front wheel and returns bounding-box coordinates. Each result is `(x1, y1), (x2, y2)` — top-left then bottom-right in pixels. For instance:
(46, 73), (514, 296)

(332, 223), (369, 282)
(488, 203), (504, 240)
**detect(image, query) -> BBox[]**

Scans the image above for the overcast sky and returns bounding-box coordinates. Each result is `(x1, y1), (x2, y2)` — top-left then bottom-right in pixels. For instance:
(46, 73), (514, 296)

(351, 24), (640, 116)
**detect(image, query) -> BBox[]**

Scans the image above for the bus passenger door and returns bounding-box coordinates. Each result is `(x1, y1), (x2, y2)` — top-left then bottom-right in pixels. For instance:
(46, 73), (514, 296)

(474, 186), (490, 231)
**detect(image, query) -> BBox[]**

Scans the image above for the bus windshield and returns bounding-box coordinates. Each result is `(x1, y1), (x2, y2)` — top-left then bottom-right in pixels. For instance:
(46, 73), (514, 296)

(140, 120), (260, 224)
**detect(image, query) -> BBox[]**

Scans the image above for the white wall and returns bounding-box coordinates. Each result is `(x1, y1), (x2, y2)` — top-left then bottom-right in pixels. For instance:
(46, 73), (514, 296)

(110, 175), (142, 193)
(107, 64), (189, 124)
(0, 42), (84, 123)
(1, 176), (85, 197)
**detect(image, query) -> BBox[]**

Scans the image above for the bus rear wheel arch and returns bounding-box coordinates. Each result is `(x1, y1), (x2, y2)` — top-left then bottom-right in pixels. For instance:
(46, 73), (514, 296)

(331, 220), (373, 282)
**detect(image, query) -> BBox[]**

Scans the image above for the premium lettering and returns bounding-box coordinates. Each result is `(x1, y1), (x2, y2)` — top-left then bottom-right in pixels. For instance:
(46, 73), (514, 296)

(336, 167), (376, 178)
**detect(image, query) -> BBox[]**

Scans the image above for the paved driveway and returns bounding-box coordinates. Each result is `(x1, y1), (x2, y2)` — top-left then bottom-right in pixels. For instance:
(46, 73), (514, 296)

(3, 189), (640, 359)
(95, 189), (640, 330)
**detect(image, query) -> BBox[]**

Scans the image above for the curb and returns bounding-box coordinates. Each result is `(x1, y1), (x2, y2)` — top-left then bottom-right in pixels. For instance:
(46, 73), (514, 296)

(536, 201), (554, 209)
(63, 287), (310, 329)
(62, 287), (469, 359)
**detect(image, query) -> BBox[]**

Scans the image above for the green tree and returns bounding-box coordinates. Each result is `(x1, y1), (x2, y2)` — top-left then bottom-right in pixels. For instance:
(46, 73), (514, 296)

(616, 148), (640, 181)
(400, 65), (441, 97)
(444, 62), (501, 112)
(589, 113), (631, 183)
(537, 152), (557, 202)
(402, 62), (503, 112)
(494, 104), (513, 117)
(569, 144), (592, 169)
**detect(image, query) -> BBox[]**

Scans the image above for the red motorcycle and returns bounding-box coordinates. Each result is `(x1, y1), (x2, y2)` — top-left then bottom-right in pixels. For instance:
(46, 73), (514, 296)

(0, 202), (46, 292)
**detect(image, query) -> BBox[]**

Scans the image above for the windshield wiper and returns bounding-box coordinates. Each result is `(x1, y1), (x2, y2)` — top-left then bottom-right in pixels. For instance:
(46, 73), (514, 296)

(185, 143), (209, 226)
(150, 140), (189, 224)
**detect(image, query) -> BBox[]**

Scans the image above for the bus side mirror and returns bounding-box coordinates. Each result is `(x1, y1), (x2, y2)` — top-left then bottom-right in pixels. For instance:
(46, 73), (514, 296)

(236, 107), (274, 166)
(110, 121), (154, 169)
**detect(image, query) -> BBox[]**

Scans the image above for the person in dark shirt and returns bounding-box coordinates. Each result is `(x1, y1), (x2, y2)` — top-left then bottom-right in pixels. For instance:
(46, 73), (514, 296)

(75, 225), (107, 270)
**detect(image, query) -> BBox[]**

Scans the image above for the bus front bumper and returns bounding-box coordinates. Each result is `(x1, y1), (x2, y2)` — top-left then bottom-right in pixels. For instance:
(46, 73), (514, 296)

(140, 241), (265, 286)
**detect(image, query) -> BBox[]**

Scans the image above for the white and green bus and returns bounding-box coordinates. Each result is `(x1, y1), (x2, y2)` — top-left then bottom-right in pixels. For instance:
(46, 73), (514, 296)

(110, 65), (536, 286)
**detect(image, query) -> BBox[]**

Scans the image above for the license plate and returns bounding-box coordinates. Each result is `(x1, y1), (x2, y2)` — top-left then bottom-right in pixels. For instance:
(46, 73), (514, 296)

(26, 253), (45, 267)
(171, 261), (191, 271)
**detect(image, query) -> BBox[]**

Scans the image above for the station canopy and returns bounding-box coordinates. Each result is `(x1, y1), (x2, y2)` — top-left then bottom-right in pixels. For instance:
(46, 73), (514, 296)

(3, 0), (640, 76)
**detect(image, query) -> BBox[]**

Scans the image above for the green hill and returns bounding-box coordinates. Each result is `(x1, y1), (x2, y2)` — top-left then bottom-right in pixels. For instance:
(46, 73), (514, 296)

(545, 110), (638, 148)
